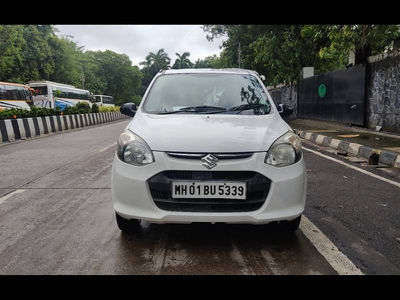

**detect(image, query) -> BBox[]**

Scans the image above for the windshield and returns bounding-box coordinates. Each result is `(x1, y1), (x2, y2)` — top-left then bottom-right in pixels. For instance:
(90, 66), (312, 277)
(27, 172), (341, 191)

(143, 73), (271, 115)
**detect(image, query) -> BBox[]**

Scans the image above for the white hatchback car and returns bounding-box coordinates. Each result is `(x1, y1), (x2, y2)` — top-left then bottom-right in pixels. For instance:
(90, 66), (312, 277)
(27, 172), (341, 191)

(112, 69), (306, 233)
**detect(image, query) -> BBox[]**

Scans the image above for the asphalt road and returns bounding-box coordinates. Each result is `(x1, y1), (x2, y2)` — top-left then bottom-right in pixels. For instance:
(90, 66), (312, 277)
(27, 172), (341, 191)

(0, 119), (399, 275)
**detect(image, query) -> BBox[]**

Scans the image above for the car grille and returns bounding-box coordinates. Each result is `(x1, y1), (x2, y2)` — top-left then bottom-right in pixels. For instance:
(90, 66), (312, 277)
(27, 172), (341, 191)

(166, 152), (253, 159)
(148, 171), (271, 213)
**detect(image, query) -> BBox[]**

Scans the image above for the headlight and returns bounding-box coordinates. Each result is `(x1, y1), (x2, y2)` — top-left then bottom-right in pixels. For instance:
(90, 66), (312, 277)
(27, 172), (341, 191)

(117, 130), (155, 166)
(265, 131), (302, 167)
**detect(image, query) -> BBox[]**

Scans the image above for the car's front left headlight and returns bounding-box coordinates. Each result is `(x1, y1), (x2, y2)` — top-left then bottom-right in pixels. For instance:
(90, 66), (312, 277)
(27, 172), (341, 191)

(265, 131), (302, 167)
(117, 130), (155, 166)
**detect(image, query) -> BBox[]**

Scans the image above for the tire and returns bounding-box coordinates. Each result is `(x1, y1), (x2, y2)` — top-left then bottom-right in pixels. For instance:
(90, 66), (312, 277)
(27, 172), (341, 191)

(115, 213), (141, 233)
(277, 215), (301, 234)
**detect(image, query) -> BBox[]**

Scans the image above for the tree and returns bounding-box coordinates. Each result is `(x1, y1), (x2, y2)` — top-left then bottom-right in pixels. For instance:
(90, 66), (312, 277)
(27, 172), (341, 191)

(0, 25), (143, 105)
(79, 51), (107, 94)
(302, 25), (400, 65)
(0, 25), (26, 82)
(0, 25), (56, 83)
(194, 57), (213, 68)
(202, 24), (400, 86)
(84, 50), (143, 105)
(48, 34), (83, 86)
(201, 25), (230, 41)
(139, 48), (171, 93)
(250, 25), (321, 85)
(20, 25), (55, 81)
(193, 54), (229, 69)
(172, 52), (193, 69)
(144, 48), (171, 72)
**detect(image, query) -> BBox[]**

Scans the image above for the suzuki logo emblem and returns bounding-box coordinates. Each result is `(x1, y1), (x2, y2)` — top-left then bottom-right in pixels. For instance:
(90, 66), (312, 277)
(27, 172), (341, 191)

(201, 154), (218, 170)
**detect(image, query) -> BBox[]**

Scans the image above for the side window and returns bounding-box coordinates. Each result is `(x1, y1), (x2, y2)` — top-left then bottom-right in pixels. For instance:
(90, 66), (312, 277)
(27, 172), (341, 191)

(0, 85), (6, 100)
(16, 86), (26, 100)
(11, 87), (19, 100)
(5, 89), (12, 100)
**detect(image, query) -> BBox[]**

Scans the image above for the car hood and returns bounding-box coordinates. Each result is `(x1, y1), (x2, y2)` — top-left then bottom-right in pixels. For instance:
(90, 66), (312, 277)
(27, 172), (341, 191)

(127, 112), (291, 153)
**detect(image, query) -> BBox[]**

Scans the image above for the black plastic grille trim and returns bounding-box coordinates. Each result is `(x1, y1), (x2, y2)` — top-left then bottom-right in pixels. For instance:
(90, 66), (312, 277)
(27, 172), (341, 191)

(166, 152), (253, 159)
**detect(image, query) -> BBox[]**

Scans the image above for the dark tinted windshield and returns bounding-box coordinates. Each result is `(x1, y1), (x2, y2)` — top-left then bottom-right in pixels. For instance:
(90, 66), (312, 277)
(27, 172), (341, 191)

(143, 73), (271, 115)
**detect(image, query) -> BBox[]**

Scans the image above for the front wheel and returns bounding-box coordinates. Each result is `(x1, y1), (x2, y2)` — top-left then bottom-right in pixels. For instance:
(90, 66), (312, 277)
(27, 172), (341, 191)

(115, 213), (141, 233)
(277, 215), (301, 234)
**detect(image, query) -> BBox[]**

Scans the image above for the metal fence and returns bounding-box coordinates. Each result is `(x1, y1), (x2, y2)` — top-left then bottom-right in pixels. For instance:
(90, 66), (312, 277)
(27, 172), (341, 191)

(297, 65), (366, 126)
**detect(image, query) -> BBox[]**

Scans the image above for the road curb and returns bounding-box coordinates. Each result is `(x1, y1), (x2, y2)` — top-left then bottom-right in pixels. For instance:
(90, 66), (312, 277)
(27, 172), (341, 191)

(0, 111), (129, 144)
(294, 129), (400, 168)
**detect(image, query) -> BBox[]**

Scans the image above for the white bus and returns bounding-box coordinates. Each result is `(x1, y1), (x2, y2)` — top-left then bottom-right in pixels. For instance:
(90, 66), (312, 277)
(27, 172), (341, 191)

(0, 82), (33, 111)
(28, 81), (92, 110)
(92, 95), (115, 107)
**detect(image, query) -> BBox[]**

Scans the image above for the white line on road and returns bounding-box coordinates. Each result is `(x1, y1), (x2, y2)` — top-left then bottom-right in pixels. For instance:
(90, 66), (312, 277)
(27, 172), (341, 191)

(0, 189), (26, 205)
(97, 143), (116, 153)
(300, 215), (364, 275)
(302, 146), (400, 189)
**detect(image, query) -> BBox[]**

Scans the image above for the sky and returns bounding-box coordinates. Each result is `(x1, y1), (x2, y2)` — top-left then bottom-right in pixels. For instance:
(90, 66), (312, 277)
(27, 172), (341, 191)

(54, 25), (228, 68)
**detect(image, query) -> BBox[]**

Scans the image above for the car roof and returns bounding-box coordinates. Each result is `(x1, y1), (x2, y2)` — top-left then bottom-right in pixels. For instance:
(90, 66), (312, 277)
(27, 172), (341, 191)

(162, 68), (258, 76)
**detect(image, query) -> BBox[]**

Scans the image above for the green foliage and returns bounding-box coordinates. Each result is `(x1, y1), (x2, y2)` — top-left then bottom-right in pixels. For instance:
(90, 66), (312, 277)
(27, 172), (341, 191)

(91, 103), (99, 113)
(99, 106), (120, 112)
(0, 106), (62, 120)
(0, 103), (121, 120)
(202, 24), (400, 86)
(172, 52), (193, 69)
(0, 25), (143, 105)
(76, 101), (91, 113)
(139, 49), (171, 93)
(0, 25), (56, 83)
(193, 54), (229, 69)
(0, 25), (26, 83)
(302, 25), (400, 65)
(83, 50), (143, 104)
(48, 34), (83, 86)
(53, 89), (62, 97)
(2, 24), (398, 103)
(131, 95), (142, 107)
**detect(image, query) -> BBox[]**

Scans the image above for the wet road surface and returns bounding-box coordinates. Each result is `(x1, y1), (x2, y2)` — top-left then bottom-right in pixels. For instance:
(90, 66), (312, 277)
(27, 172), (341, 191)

(0, 119), (399, 274)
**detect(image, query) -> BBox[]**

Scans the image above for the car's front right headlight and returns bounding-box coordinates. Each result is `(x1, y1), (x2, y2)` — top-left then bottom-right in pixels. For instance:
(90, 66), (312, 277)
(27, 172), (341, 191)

(265, 131), (302, 167)
(117, 130), (155, 166)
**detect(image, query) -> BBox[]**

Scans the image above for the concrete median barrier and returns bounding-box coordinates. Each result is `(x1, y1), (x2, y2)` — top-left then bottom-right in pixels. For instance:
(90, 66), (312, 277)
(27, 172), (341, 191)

(0, 111), (129, 144)
(295, 129), (400, 169)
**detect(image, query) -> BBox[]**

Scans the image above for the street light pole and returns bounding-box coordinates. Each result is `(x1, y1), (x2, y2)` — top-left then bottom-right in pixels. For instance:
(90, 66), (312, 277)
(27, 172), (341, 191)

(80, 71), (85, 89)
(237, 43), (242, 68)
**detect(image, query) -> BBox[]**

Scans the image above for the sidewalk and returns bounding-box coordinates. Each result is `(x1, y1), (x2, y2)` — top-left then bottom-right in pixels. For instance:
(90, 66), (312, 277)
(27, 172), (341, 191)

(287, 118), (400, 168)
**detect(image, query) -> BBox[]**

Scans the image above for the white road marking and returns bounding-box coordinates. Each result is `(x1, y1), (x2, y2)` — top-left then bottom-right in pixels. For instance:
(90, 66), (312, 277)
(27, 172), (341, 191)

(303, 146), (400, 189)
(0, 189), (26, 205)
(97, 143), (116, 153)
(300, 215), (364, 275)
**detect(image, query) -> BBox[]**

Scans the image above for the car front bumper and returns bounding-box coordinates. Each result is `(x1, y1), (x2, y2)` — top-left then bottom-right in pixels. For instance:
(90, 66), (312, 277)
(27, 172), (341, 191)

(111, 151), (307, 224)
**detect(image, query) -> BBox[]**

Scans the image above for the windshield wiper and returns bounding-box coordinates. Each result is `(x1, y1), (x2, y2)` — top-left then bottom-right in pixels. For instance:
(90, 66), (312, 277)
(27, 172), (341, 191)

(157, 110), (189, 114)
(157, 105), (227, 114)
(179, 105), (227, 112)
(227, 103), (270, 114)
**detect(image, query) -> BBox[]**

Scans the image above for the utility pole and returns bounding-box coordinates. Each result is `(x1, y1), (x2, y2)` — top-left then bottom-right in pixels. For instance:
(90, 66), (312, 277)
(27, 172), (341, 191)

(237, 42), (243, 68)
(80, 70), (85, 89)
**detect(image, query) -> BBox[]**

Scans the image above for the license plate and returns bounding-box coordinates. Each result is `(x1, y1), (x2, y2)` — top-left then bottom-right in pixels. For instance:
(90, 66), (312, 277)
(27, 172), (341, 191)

(172, 181), (246, 200)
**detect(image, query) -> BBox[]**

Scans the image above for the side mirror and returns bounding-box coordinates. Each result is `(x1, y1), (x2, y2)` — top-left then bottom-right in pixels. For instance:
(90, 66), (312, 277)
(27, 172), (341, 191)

(120, 103), (137, 117)
(278, 104), (293, 118)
